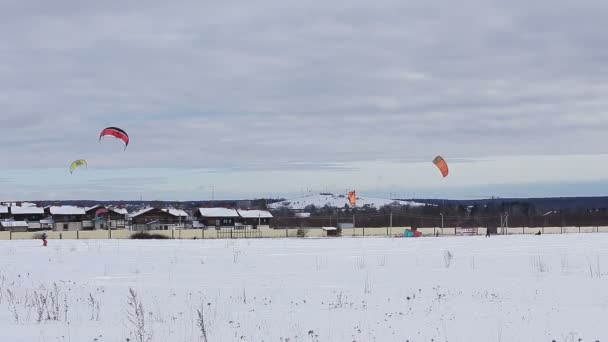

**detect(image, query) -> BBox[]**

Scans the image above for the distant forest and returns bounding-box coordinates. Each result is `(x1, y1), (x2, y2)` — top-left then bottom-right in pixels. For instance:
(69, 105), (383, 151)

(271, 197), (608, 229)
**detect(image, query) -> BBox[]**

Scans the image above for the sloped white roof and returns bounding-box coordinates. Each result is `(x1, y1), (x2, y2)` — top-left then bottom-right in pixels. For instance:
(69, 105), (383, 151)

(85, 205), (102, 212)
(162, 209), (188, 217)
(0, 221), (28, 228)
(10, 206), (45, 215)
(129, 207), (155, 218)
(198, 208), (239, 218)
(49, 206), (86, 215)
(110, 208), (129, 215)
(237, 210), (273, 219)
(0, 206), (7, 214)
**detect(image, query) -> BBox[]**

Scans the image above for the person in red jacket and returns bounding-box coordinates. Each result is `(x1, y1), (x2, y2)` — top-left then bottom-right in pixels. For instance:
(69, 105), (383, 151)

(42, 232), (48, 247)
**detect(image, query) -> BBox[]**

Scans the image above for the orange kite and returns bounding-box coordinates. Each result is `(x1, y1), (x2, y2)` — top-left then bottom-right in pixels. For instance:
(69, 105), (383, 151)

(433, 156), (449, 177)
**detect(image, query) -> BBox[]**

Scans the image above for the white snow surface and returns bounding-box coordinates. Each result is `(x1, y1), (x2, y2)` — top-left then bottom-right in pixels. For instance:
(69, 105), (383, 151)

(162, 208), (188, 217)
(9, 206), (45, 215)
(1, 235), (608, 341)
(85, 205), (102, 212)
(110, 208), (129, 215)
(198, 207), (240, 217)
(48, 206), (86, 215)
(129, 207), (154, 218)
(237, 209), (273, 218)
(269, 193), (425, 210)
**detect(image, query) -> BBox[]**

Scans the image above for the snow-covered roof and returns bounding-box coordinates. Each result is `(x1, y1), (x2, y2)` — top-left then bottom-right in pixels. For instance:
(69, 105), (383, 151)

(0, 206), (7, 214)
(110, 208), (129, 215)
(49, 206), (86, 215)
(85, 205), (102, 212)
(162, 209), (188, 217)
(10, 206), (45, 215)
(0, 221), (28, 228)
(198, 208), (239, 218)
(129, 207), (155, 218)
(237, 210), (273, 219)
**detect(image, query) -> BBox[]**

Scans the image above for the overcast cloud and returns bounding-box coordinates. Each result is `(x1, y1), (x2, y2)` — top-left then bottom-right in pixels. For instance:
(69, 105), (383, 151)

(1, 1), (608, 199)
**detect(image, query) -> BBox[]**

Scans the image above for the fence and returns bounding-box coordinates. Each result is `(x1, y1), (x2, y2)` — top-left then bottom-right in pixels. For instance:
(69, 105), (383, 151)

(1, 226), (608, 240)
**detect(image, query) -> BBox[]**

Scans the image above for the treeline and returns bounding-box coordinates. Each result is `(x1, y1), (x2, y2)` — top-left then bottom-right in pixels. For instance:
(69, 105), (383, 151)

(270, 202), (608, 229)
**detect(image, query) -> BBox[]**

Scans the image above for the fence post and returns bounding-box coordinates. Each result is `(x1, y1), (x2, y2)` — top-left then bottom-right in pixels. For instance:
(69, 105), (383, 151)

(9, 231), (12, 240)
(172, 230), (175, 239)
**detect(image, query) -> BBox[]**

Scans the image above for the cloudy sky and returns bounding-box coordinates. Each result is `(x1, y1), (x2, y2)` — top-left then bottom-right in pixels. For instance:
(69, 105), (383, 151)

(1, 0), (608, 201)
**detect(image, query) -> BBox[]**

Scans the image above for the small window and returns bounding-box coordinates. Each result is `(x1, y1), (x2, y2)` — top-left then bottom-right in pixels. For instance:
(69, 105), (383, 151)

(63, 223), (68, 231)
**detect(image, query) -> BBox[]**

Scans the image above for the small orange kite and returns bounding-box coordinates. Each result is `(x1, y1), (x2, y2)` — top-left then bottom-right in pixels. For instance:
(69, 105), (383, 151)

(348, 190), (357, 207)
(433, 156), (449, 178)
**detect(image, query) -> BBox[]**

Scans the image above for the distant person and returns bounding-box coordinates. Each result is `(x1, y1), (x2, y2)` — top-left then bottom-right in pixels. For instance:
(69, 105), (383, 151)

(41, 232), (48, 247)
(535, 230), (541, 236)
(486, 230), (490, 237)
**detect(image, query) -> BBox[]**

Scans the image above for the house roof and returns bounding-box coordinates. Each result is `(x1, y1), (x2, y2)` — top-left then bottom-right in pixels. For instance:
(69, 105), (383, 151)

(198, 208), (239, 218)
(129, 207), (155, 218)
(237, 210), (273, 219)
(85, 205), (102, 212)
(48, 206), (86, 215)
(162, 209), (188, 217)
(110, 208), (129, 215)
(0, 221), (29, 228)
(0, 206), (8, 214)
(10, 206), (45, 215)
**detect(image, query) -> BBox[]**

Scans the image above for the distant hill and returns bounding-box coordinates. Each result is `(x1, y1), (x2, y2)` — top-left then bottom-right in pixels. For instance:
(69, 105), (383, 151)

(268, 193), (425, 210)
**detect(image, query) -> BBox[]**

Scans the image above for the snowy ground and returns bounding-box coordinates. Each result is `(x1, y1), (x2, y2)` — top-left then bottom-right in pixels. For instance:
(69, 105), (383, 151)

(1, 235), (607, 342)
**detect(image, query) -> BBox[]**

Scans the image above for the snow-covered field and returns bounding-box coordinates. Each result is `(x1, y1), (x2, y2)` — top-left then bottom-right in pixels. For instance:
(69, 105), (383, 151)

(1, 235), (607, 341)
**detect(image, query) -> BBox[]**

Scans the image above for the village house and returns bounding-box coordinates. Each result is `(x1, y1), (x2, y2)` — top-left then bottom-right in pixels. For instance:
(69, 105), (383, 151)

(237, 210), (273, 228)
(45, 206), (86, 231)
(130, 207), (188, 230)
(0, 206), (8, 220)
(0, 221), (29, 232)
(84, 205), (130, 229)
(10, 206), (49, 230)
(193, 208), (240, 229)
(162, 209), (189, 229)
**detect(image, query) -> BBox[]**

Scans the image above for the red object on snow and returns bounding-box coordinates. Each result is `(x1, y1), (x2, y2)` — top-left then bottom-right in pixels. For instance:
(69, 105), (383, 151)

(414, 230), (422, 237)
(42, 239), (48, 247)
